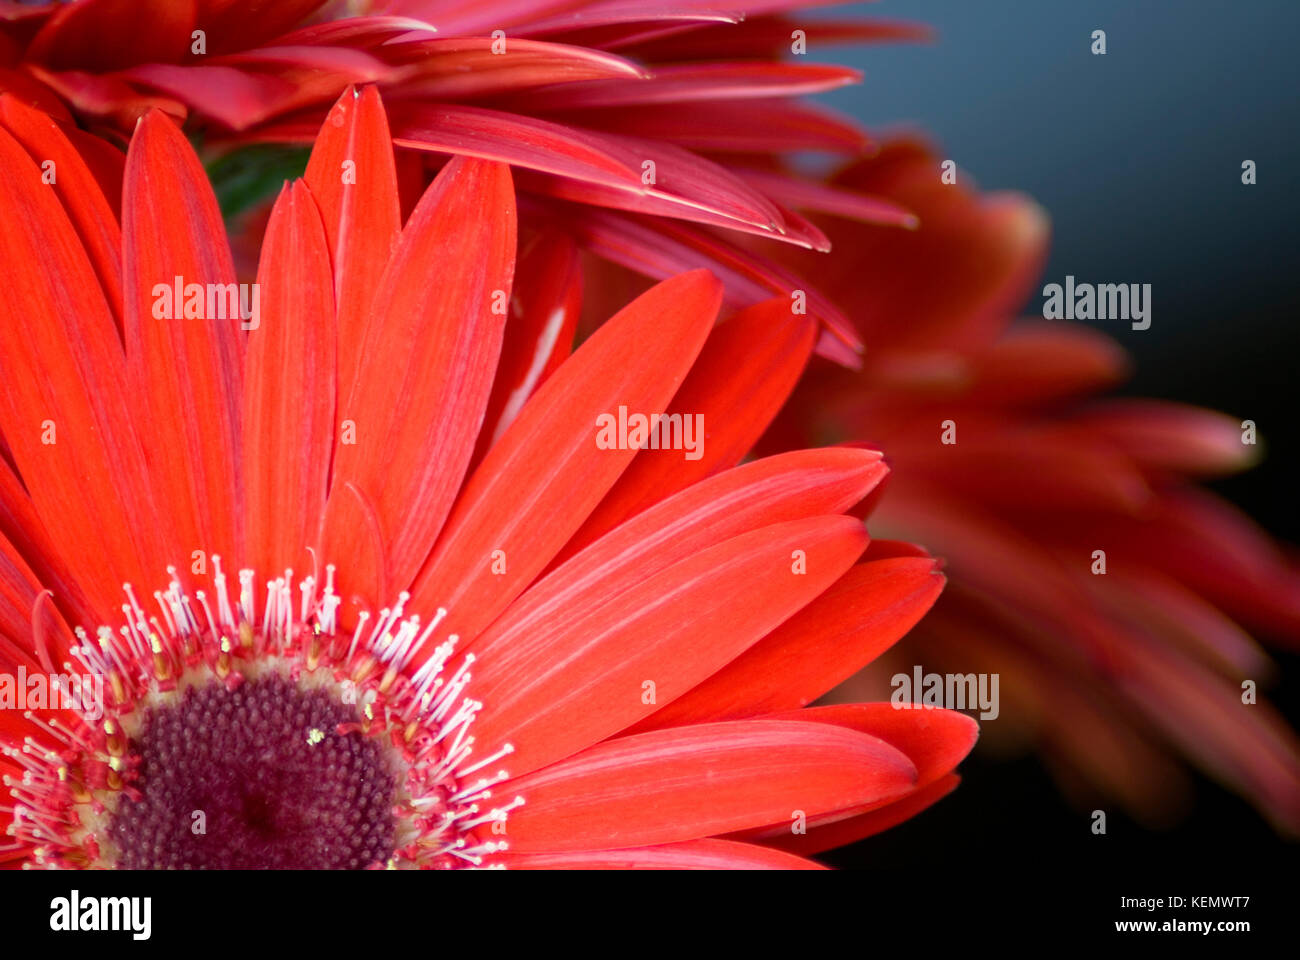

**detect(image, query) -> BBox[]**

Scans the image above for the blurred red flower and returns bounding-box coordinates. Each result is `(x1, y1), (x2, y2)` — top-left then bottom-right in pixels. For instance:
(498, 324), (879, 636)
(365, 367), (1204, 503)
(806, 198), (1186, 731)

(758, 138), (1300, 831)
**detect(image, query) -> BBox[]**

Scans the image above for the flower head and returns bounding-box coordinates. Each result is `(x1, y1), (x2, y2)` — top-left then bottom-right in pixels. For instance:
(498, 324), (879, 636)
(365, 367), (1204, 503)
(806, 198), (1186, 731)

(0, 93), (975, 869)
(761, 138), (1300, 832)
(0, 0), (932, 363)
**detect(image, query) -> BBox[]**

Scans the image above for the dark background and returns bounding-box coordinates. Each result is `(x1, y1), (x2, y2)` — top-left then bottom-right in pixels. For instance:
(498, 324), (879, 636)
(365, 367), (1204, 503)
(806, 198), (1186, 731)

(812, 1), (1299, 873)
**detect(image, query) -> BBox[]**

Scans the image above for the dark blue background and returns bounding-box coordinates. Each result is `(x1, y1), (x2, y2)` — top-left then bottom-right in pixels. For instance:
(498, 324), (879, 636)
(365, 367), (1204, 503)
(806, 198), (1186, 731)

(818, 0), (1299, 539)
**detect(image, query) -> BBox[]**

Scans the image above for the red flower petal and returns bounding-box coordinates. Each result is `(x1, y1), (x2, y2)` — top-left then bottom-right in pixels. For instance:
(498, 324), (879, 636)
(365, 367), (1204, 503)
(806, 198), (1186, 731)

(776, 703), (979, 788)
(469, 515), (868, 778)
(0, 459), (98, 633)
(1042, 488), (1300, 641)
(27, 0), (195, 72)
(877, 490), (1118, 664)
(470, 230), (582, 471)
(732, 705), (977, 852)
(547, 99), (868, 154)
(271, 16), (439, 49)
(626, 13), (933, 60)
(407, 269), (721, 645)
(120, 64), (296, 131)
(507, 448), (888, 666)
(497, 838), (824, 870)
(0, 3), (56, 25)
(502, 717), (916, 852)
(552, 202), (862, 363)
(566, 296), (817, 551)
(243, 181), (335, 578)
(964, 321), (1128, 405)
(26, 65), (186, 128)
(389, 102), (642, 192)
(1106, 626), (1300, 833)
(1086, 565), (1269, 679)
(380, 37), (646, 98)
(520, 6), (739, 47)
(123, 110), (244, 575)
(767, 774), (960, 856)
(824, 139), (1050, 355)
(740, 168), (919, 228)
(0, 94), (124, 335)
(61, 126), (127, 218)
(636, 558), (945, 729)
(0, 126), (167, 620)
(304, 85), (401, 408)
(863, 538), (933, 560)
(905, 427), (1152, 514)
(0, 527), (46, 654)
(516, 61), (861, 110)
(1063, 400), (1258, 476)
(519, 134), (818, 246)
(195, 0), (332, 56)
(0, 68), (74, 124)
(211, 44), (386, 74)
(382, 1), (596, 37)
(319, 157), (516, 613)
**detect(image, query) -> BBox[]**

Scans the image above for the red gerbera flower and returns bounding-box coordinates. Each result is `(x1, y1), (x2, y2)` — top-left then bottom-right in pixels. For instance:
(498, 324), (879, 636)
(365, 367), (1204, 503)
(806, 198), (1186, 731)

(0, 92), (975, 869)
(0, 0), (929, 364)
(760, 138), (1300, 832)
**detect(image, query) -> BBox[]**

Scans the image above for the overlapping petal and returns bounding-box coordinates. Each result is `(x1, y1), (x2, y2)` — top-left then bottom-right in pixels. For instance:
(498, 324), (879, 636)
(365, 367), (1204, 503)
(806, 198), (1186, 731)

(0, 1), (928, 363)
(0, 71), (969, 872)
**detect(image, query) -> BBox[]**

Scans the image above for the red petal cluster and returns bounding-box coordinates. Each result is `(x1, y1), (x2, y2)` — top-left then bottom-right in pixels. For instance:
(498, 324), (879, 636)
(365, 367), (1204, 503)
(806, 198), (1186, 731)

(0, 92), (975, 868)
(0, 0), (930, 362)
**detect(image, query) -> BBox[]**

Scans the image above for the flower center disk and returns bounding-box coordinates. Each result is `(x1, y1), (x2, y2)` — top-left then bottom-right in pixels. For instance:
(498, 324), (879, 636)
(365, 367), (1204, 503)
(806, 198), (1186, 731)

(108, 673), (396, 869)
(3, 562), (521, 869)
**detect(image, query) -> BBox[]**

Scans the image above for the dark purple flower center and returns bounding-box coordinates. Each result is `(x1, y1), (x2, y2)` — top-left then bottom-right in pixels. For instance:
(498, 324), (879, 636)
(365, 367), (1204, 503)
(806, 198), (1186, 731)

(107, 672), (397, 869)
